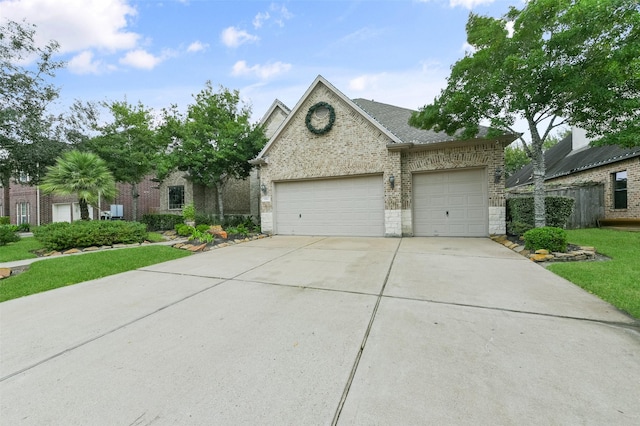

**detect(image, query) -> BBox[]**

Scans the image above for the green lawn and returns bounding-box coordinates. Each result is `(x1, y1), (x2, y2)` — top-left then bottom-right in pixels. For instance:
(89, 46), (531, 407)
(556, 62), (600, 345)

(0, 245), (191, 302)
(548, 229), (640, 319)
(0, 237), (43, 262)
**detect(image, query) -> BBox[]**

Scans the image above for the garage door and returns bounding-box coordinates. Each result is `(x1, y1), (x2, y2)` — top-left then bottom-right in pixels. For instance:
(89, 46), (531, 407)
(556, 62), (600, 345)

(413, 168), (487, 237)
(275, 175), (384, 236)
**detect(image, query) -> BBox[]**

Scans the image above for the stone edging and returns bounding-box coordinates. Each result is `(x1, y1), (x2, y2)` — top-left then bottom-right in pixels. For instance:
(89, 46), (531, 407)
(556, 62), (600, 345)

(171, 234), (271, 252)
(490, 235), (597, 263)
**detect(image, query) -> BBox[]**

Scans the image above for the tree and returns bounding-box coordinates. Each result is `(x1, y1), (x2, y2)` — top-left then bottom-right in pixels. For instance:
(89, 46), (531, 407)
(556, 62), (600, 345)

(85, 100), (164, 221)
(159, 82), (267, 216)
(409, 0), (639, 228)
(0, 20), (65, 215)
(504, 129), (568, 178)
(40, 151), (117, 220)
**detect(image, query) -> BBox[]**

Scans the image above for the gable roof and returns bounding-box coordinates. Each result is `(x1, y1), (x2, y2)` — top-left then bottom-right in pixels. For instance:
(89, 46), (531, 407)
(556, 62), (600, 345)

(253, 75), (516, 163)
(506, 133), (640, 188)
(259, 99), (290, 125)
(353, 98), (493, 145)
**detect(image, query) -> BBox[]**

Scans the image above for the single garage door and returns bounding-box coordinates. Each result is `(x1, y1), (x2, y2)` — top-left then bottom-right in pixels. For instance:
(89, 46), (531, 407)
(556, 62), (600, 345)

(275, 175), (384, 236)
(413, 168), (487, 237)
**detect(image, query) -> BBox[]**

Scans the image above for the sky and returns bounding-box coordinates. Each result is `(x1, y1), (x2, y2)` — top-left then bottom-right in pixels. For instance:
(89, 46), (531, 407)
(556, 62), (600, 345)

(1, 0), (523, 126)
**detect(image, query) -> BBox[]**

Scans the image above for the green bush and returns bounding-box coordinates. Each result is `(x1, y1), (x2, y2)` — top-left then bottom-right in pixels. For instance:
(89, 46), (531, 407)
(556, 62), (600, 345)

(17, 223), (30, 232)
(141, 214), (184, 231)
(523, 226), (568, 253)
(175, 223), (194, 237)
(33, 221), (148, 251)
(0, 216), (10, 225)
(506, 196), (575, 235)
(0, 225), (21, 246)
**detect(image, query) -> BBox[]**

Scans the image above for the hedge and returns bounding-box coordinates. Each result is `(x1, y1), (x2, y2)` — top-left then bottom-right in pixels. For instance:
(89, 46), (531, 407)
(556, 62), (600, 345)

(507, 196), (574, 235)
(140, 213), (184, 231)
(33, 221), (148, 251)
(523, 226), (568, 253)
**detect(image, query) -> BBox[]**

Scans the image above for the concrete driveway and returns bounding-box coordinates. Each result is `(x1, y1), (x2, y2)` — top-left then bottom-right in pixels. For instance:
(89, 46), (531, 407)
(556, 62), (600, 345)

(1, 236), (639, 425)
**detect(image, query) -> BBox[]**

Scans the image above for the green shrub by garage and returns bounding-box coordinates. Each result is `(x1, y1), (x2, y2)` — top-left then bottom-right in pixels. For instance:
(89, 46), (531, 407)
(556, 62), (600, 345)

(0, 225), (21, 246)
(523, 226), (568, 253)
(507, 196), (574, 235)
(33, 221), (148, 251)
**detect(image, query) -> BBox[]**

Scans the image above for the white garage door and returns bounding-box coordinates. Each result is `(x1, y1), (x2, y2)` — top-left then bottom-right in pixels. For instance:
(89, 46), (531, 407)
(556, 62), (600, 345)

(275, 175), (384, 236)
(413, 168), (488, 237)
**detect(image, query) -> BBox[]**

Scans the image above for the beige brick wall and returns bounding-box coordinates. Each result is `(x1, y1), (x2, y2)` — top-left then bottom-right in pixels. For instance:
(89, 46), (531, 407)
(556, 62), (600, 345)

(258, 82), (509, 236)
(548, 157), (640, 219)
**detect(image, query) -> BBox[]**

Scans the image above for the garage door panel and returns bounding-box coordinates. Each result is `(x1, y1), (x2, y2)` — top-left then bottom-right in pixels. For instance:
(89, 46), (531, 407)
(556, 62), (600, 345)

(275, 176), (383, 237)
(414, 169), (488, 237)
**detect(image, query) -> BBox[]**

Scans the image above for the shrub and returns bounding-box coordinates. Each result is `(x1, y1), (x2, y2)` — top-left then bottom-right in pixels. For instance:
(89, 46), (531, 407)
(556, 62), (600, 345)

(33, 221), (148, 251)
(17, 223), (30, 232)
(188, 229), (213, 244)
(182, 203), (196, 222)
(175, 223), (194, 237)
(506, 196), (575, 235)
(141, 214), (184, 231)
(196, 224), (210, 233)
(0, 225), (20, 246)
(0, 216), (10, 225)
(523, 226), (568, 253)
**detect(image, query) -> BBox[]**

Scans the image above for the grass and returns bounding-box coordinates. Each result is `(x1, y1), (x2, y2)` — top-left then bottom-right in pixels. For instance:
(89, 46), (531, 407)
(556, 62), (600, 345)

(0, 237), (44, 262)
(547, 228), (640, 319)
(0, 245), (191, 302)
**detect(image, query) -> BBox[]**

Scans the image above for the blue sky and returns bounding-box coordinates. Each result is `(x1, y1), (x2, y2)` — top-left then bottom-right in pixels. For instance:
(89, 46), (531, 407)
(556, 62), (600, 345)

(1, 0), (521, 124)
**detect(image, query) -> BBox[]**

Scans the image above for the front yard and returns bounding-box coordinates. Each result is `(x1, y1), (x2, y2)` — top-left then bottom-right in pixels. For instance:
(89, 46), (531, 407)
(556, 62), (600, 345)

(548, 229), (640, 319)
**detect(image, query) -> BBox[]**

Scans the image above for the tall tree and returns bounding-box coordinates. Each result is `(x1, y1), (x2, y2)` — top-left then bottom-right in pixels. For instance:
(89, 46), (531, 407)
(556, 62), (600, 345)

(85, 100), (164, 221)
(409, 0), (639, 228)
(40, 151), (117, 220)
(159, 82), (267, 216)
(0, 20), (65, 215)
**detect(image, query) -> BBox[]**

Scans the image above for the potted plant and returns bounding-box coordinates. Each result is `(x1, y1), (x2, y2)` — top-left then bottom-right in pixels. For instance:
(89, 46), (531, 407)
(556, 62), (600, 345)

(182, 203), (196, 227)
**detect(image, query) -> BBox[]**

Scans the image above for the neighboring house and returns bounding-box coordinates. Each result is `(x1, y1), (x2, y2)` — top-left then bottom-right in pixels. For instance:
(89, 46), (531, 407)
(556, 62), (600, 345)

(506, 128), (640, 221)
(2, 176), (160, 225)
(250, 76), (517, 237)
(156, 99), (290, 220)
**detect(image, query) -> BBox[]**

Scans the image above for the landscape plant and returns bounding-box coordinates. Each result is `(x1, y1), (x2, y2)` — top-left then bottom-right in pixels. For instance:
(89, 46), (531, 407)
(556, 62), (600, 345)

(523, 226), (568, 253)
(0, 225), (20, 246)
(140, 213), (184, 231)
(33, 221), (147, 251)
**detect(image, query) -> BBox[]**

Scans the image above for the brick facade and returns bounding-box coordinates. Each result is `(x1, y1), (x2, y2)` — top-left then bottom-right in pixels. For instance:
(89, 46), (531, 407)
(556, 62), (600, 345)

(547, 157), (640, 220)
(3, 176), (161, 225)
(256, 77), (510, 237)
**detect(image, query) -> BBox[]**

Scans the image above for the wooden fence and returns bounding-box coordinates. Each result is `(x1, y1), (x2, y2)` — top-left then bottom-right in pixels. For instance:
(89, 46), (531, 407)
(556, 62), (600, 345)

(507, 183), (604, 229)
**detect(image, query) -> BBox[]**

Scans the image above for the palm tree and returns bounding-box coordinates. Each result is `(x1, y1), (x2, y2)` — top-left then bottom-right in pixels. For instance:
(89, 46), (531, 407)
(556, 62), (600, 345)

(40, 150), (117, 220)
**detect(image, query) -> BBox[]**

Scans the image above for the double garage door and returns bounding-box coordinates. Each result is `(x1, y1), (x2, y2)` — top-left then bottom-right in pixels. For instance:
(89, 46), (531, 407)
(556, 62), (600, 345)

(413, 168), (488, 237)
(273, 169), (487, 237)
(274, 175), (384, 237)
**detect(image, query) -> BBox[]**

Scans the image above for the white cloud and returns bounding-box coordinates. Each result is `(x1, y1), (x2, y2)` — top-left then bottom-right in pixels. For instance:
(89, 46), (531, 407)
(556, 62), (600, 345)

(68, 51), (103, 75)
(449, 0), (495, 8)
(220, 26), (259, 48)
(231, 60), (291, 80)
(119, 49), (164, 70)
(270, 3), (293, 27)
(253, 11), (270, 29)
(0, 0), (140, 53)
(187, 41), (208, 53)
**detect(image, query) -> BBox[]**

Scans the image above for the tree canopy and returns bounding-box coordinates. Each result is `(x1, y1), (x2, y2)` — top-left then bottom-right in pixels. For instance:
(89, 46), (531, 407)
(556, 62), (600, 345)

(409, 0), (639, 227)
(1, 19), (65, 215)
(159, 82), (267, 216)
(84, 100), (165, 220)
(40, 150), (117, 220)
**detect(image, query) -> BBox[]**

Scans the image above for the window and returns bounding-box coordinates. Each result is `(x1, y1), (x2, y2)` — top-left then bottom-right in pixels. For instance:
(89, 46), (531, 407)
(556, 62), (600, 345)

(168, 185), (185, 210)
(613, 171), (627, 209)
(16, 202), (30, 224)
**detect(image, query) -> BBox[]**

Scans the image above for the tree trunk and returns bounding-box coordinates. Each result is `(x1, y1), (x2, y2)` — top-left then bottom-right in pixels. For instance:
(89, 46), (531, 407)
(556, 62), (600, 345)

(215, 180), (224, 218)
(2, 171), (10, 217)
(528, 119), (546, 228)
(79, 198), (90, 220)
(131, 182), (139, 222)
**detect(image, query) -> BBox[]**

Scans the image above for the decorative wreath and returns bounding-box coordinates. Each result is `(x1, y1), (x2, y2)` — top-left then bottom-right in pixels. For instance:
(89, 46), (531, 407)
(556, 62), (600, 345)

(305, 102), (336, 135)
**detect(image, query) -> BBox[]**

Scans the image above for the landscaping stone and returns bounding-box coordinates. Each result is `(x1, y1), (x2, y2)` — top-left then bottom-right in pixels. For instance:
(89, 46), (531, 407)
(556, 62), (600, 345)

(44, 251), (62, 257)
(494, 235), (600, 263)
(188, 244), (207, 252)
(63, 248), (81, 255)
(83, 246), (100, 252)
(0, 268), (11, 279)
(535, 249), (550, 255)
